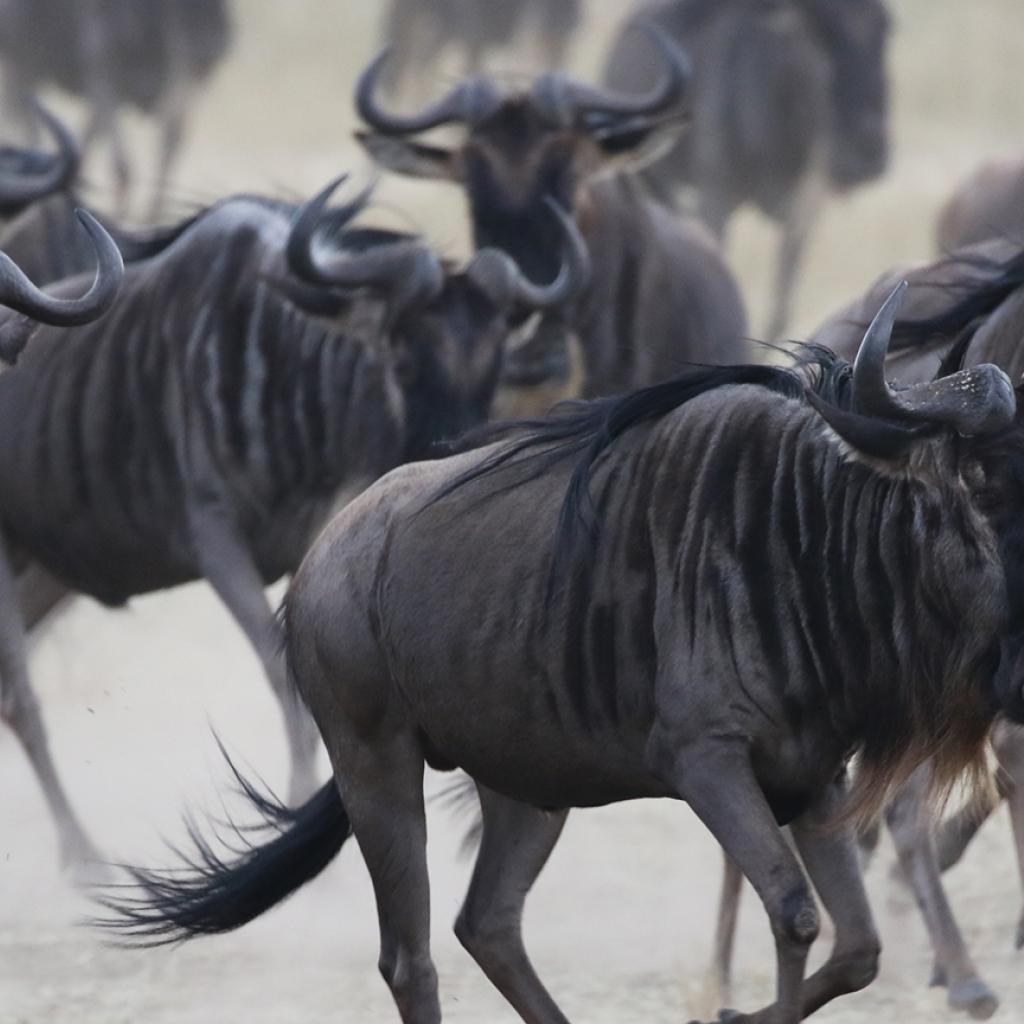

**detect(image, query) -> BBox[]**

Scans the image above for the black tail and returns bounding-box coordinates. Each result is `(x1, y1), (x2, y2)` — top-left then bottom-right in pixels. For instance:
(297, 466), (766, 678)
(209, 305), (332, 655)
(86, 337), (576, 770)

(95, 767), (350, 946)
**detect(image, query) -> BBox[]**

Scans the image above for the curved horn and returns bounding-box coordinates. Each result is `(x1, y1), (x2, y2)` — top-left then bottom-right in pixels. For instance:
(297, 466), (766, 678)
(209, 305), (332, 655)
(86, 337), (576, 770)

(356, 48), (501, 134)
(0, 208), (122, 325)
(537, 22), (691, 123)
(853, 281), (1016, 436)
(467, 198), (591, 310)
(0, 101), (79, 213)
(287, 176), (444, 311)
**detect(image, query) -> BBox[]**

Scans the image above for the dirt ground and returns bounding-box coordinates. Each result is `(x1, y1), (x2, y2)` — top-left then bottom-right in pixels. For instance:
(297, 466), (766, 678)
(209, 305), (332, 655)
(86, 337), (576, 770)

(3, 2), (1024, 1022)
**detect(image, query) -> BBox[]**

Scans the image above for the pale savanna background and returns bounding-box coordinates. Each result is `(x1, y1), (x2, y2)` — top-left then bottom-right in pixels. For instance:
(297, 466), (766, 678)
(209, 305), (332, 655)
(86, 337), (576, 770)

(3, 2), (1024, 1022)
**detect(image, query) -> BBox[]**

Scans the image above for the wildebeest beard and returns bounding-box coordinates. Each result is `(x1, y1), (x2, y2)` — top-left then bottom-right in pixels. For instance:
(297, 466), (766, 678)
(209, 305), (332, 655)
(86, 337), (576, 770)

(438, 346), (1019, 823)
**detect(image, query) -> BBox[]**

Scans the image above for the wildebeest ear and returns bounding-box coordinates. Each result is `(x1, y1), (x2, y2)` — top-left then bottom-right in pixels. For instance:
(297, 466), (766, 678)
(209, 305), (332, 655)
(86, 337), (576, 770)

(0, 310), (38, 365)
(589, 115), (689, 176)
(355, 130), (463, 182)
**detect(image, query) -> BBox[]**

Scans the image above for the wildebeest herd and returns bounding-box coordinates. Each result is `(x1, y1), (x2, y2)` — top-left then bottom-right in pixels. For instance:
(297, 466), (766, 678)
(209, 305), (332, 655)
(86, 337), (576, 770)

(4, 2), (1024, 1022)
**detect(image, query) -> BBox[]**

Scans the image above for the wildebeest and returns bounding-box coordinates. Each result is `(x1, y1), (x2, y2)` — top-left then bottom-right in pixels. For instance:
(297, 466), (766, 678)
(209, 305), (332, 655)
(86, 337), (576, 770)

(380, 0), (582, 99)
(604, 0), (891, 339)
(0, 177), (587, 878)
(790, 240), (1024, 1015)
(0, 0), (231, 219)
(99, 290), (1024, 1024)
(356, 28), (749, 405)
(936, 156), (1024, 252)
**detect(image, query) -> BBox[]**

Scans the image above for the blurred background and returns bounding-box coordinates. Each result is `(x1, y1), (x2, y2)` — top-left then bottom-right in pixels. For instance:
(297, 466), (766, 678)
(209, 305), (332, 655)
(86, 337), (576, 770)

(2, 2), (1024, 1022)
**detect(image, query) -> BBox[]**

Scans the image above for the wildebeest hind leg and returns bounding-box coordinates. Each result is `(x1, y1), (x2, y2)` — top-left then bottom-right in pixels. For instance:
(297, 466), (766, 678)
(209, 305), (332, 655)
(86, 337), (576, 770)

(455, 785), (570, 1023)
(190, 508), (320, 804)
(328, 729), (440, 1024)
(0, 535), (102, 880)
(885, 766), (998, 1019)
(660, 739), (819, 1024)
(790, 778), (881, 1017)
(710, 852), (743, 1009)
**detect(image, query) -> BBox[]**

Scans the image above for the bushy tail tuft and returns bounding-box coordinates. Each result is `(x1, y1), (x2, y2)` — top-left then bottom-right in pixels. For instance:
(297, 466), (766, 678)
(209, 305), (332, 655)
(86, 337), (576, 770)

(94, 758), (350, 946)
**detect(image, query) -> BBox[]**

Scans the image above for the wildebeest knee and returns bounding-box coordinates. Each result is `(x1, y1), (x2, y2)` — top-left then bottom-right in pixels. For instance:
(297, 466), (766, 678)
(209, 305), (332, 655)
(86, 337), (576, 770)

(777, 886), (820, 947)
(831, 938), (882, 994)
(378, 948), (437, 1003)
(454, 906), (517, 964)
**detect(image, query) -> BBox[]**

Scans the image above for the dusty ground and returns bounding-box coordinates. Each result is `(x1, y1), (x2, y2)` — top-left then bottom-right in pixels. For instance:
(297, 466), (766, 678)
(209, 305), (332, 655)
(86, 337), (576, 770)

(3, 2), (1024, 1021)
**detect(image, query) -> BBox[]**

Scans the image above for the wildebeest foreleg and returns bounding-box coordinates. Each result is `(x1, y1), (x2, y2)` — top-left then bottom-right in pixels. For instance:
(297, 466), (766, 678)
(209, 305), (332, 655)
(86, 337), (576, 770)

(189, 507), (320, 804)
(765, 168), (826, 342)
(991, 723), (1024, 949)
(789, 779), (880, 1017)
(665, 740), (819, 1024)
(147, 83), (189, 224)
(0, 535), (101, 879)
(455, 784), (570, 1024)
(885, 766), (999, 1019)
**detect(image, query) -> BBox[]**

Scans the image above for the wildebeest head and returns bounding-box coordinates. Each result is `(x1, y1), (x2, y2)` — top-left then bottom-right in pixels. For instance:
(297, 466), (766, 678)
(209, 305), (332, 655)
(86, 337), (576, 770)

(0, 208), (124, 362)
(284, 177), (589, 454)
(803, 0), (891, 189)
(0, 101), (79, 218)
(355, 24), (690, 287)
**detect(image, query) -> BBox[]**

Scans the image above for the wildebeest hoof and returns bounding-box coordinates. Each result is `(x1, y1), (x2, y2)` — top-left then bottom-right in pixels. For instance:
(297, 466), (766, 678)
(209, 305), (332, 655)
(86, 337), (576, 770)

(929, 962), (948, 988)
(947, 977), (999, 1020)
(685, 1013), (745, 1024)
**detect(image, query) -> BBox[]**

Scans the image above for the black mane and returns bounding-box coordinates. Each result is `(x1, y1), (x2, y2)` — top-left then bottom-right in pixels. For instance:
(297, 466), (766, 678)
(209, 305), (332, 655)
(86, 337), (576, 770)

(436, 347), (920, 595)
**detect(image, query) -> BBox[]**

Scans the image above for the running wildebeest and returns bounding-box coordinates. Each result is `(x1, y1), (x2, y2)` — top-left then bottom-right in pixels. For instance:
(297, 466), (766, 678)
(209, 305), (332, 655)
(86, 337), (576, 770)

(0, 178), (587, 879)
(99, 287), (1024, 1024)
(0, 0), (231, 219)
(356, 28), (749, 406)
(936, 156), (1024, 252)
(604, 0), (891, 340)
(380, 0), (582, 99)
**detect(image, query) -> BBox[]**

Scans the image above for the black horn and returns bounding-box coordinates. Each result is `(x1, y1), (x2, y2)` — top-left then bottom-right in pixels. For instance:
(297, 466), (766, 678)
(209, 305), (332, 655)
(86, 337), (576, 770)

(0, 209), (123, 326)
(356, 48), (502, 135)
(0, 101), (79, 215)
(535, 22), (691, 124)
(852, 282), (1016, 436)
(467, 198), (591, 310)
(287, 176), (444, 311)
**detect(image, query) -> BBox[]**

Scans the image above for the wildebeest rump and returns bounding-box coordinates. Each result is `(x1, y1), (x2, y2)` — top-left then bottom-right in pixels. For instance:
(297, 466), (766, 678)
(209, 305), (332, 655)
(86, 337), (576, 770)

(0, 0), (231, 219)
(356, 28), (749, 405)
(98, 294), (1024, 1024)
(0, 180), (586, 879)
(605, 0), (891, 339)
(936, 156), (1024, 252)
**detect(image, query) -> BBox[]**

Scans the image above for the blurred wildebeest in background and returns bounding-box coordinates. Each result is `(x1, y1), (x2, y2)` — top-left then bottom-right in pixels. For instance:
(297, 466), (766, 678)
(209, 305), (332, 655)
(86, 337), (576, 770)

(380, 0), (582, 99)
(605, 0), (891, 339)
(0, 178), (587, 877)
(0, 101), (79, 219)
(0, 0), (231, 220)
(357, 28), (749, 411)
(98, 291), (1024, 1024)
(937, 156), (1024, 251)
(0, 104), (206, 285)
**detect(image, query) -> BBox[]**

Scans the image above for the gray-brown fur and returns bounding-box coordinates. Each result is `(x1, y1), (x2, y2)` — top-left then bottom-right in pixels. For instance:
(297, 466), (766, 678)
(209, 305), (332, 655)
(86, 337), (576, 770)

(99, 310), (1024, 1023)
(356, 35), (749, 407)
(0, 0), (231, 219)
(0, 186), (580, 879)
(604, 0), (891, 339)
